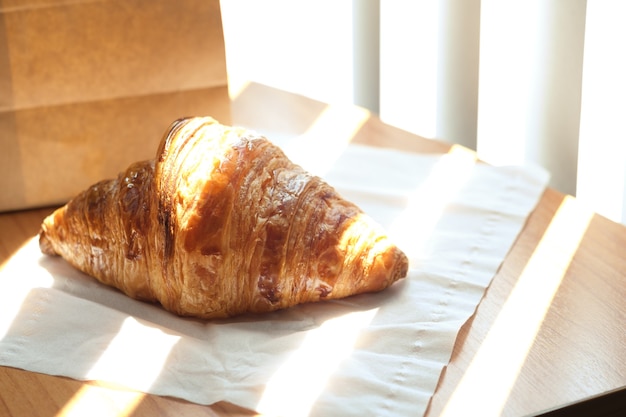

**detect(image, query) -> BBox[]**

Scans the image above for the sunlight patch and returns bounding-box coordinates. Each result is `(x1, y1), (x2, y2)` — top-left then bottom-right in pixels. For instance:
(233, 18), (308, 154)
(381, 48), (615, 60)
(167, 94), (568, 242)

(258, 308), (378, 416)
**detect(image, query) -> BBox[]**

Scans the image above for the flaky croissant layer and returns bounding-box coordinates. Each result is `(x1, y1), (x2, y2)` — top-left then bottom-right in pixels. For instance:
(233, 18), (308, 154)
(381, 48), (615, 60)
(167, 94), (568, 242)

(39, 117), (408, 318)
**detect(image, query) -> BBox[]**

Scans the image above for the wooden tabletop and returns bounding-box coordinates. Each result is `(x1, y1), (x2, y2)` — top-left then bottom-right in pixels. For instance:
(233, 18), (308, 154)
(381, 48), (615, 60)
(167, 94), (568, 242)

(1, 82), (625, 416)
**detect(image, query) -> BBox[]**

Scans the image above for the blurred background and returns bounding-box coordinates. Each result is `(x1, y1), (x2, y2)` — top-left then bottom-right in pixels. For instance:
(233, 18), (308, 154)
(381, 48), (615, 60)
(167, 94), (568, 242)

(221, 0), (626, 225)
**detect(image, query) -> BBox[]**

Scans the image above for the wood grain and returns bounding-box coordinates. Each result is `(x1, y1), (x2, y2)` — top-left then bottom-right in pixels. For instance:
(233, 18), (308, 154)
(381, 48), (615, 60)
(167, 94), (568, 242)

(425, 188), (626, 416)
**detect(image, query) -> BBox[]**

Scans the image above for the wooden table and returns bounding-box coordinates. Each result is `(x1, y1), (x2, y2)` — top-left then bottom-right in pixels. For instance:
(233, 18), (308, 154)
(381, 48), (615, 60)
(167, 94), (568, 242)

(1, 83), (625, 416)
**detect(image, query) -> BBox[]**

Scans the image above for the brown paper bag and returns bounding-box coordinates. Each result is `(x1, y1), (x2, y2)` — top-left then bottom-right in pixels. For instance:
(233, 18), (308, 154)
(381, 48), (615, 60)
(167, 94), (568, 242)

(0, 0), (231, 211)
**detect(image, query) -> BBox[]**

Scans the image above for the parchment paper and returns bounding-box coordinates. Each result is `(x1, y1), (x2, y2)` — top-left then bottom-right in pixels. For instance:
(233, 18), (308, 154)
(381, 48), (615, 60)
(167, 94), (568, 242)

(0, 143), (548, 416)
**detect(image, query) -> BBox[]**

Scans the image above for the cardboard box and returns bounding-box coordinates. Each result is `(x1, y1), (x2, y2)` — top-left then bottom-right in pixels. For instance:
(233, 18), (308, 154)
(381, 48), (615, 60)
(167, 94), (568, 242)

(0, 0), (230, 211)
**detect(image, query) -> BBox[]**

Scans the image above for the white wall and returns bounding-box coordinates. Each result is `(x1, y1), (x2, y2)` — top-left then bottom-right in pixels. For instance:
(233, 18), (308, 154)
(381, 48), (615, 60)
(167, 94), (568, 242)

(221, 1), (355, 106)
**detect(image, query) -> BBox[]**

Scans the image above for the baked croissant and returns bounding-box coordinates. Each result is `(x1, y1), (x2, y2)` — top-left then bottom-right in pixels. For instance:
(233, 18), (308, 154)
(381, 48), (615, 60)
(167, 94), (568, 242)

(39, 117), (408, 319)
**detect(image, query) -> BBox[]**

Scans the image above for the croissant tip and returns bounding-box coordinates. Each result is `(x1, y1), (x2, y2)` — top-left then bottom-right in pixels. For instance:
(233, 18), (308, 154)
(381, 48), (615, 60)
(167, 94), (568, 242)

(39, 225), (57, 256)
(396, 252), (409, 280)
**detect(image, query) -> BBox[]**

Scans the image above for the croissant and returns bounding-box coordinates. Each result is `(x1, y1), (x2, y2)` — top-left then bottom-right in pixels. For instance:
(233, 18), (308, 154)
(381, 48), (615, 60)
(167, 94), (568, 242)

(39, 117), (408, 319)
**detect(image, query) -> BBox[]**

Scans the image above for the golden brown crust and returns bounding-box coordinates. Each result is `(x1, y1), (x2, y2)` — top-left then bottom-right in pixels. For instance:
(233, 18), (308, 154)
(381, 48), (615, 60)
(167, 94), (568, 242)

(39, 117), (408, 319)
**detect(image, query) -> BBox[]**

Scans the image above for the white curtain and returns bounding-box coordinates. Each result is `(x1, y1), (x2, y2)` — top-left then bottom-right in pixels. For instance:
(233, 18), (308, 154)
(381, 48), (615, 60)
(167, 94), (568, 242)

(221, 0), (626, 224)
(576, 1), (626, 225)
(379, 0), (626, 224)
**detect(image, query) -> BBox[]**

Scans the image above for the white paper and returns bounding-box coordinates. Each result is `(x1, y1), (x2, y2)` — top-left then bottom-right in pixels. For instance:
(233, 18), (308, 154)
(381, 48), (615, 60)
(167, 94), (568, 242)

(0, 144), (548, 417)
